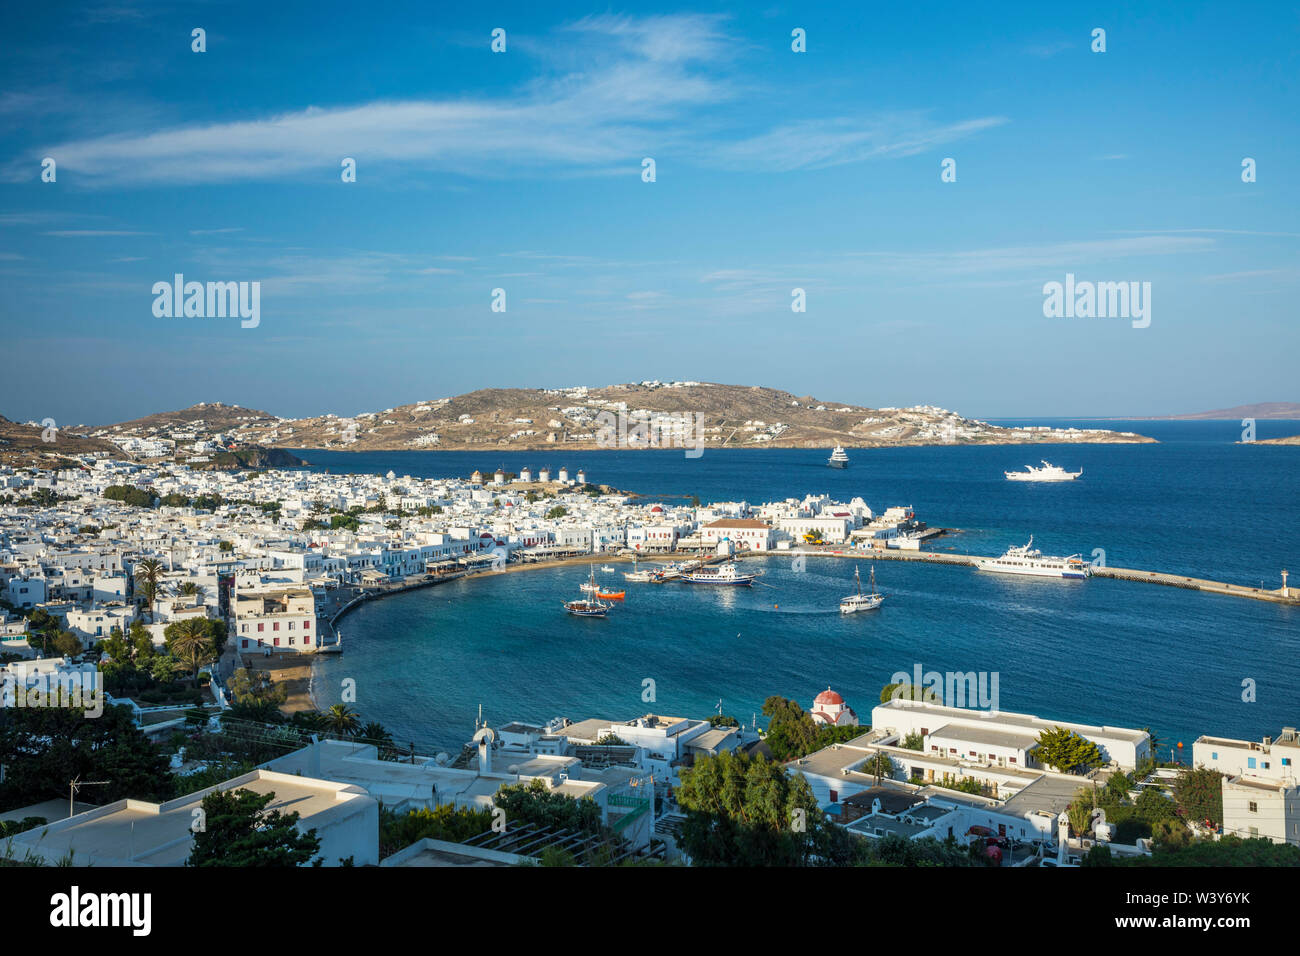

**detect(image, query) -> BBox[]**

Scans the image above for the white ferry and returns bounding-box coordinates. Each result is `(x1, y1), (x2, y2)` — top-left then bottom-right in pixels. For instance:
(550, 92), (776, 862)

(680, 562), (763, 586)
(1004, 460), (1082, 482)
(975, 537), (1090, 579)
(840, 564), (884, 613)
(828, 445), (850, 469)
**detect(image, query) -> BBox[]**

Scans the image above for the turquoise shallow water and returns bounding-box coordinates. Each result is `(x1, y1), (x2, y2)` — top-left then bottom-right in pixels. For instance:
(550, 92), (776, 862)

(305, 422), (1300, 755)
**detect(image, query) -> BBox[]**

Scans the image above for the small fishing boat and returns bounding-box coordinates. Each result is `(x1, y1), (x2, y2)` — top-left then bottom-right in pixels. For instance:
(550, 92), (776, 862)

(596, 590), (625, 601)
(600, 564), (615, 573)
(565, 567), (612, 616)
(563, 597), (610, 617)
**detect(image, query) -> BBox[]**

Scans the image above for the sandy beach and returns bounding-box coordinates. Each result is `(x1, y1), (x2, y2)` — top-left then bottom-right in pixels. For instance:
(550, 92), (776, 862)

(243, 654), (317, 714)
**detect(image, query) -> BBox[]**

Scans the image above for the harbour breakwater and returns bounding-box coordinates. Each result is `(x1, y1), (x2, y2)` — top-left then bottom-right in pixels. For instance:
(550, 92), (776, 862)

(782, 548), (1299, 606)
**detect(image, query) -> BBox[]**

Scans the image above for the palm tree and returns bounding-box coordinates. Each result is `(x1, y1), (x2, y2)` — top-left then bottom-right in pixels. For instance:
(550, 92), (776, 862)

(358, 721), (393, 746)
(175, 581), (207, 605)
(167, 617), (216, 687)
(323, 704), (361, 736)
(134, 558), (165, 621)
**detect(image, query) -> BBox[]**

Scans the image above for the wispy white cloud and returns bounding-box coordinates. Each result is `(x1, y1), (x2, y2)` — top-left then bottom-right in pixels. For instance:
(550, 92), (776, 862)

(44, 229), (150, 237)
(14, 14), (1003, 185)
(709, 114), (1007, 172)
(838, 235), (1214, 276)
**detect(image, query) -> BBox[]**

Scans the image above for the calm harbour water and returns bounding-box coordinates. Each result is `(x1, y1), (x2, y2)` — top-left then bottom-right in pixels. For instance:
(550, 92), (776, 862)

(303, 420), (1300, 756)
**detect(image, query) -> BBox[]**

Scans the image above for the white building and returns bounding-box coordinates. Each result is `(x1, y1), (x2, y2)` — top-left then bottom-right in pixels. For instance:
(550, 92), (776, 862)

(5, 769), (377, 866)
(233, 585), (320, 652)
(1194, 728), (1300, 845)
(700, 518), (774, 552)
(871, 699), (1152, 771)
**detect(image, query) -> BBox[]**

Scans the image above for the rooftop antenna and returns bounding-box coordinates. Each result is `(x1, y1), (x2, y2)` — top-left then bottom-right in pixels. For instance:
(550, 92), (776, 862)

(716, 698), (723, 717)
(69, 775), (110, 819)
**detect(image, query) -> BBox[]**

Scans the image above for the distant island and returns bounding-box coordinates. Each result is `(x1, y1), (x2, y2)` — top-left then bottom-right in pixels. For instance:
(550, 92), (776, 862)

(1, 384), (1158, 466)
(1129, 402), (1300, 421)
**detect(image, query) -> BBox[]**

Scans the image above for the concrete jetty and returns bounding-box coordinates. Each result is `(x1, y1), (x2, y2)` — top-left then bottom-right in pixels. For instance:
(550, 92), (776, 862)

(781, 547), (1299, 607)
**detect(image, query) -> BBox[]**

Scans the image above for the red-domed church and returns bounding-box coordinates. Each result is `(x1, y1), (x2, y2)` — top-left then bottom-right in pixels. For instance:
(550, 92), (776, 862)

(810, 688), (859, 727)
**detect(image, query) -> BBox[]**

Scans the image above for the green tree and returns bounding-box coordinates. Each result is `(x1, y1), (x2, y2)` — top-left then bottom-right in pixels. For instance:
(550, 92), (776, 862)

(186, 788), (322, 867)
(862, 751), (895, 783)
(1081, 843), (1114, 867)
(1102, 770), (1131, 806)
(1034, 726), (1103, 774)
(227, 668), (288, 709)
(901, 731), (924, 751)
(50, 630), (83, 658)
(494, 778), (605, 835)
(1114, 835), (1300, 867)
(865, 833), (977, 867)
(675, 749), (862, 866)
(1134, 787), (1179, 825)
(146, 655), (179, 684)
(1068, 787), (1096, 837)
(322, 704), (361, 736)
(1172, 766), (1223, 827)
(379, 804), (493, 858)
(761, 696), (819, 761)
(0, 705), (173, 807)
(545, 506), (567, 519)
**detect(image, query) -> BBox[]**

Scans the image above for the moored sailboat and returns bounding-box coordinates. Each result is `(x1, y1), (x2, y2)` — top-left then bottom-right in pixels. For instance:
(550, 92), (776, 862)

(840, 564), (884, 613)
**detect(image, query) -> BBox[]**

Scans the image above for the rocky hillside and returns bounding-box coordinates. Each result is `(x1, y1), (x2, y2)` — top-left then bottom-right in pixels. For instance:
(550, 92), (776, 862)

(223, 382), (1154, 451)
(0, 414), (123, 467)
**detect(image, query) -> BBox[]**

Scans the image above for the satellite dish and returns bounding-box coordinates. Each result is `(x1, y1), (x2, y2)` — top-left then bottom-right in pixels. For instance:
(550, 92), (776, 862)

(507, 765), (520, 775)
(472, 727), (496, 746)
(434, 753), (450, 766)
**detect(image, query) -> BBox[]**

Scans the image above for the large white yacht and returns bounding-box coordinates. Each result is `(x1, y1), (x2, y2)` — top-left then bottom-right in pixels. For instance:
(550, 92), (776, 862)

(1004, 460), (1082, 482)
(974, 537), (1090, 579)
(827, 445), (850, 468)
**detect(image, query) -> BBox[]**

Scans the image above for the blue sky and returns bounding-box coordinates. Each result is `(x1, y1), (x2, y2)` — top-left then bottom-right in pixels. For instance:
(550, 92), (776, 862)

(2, 0), (1297, 424)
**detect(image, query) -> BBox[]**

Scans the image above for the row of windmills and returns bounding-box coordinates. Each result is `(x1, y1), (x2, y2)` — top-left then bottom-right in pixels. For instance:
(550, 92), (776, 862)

(469, 466), (586, 486)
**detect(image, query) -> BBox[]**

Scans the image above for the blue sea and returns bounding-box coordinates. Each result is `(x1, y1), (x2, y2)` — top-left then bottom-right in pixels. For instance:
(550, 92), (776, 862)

(301, 421), (1300, 756)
